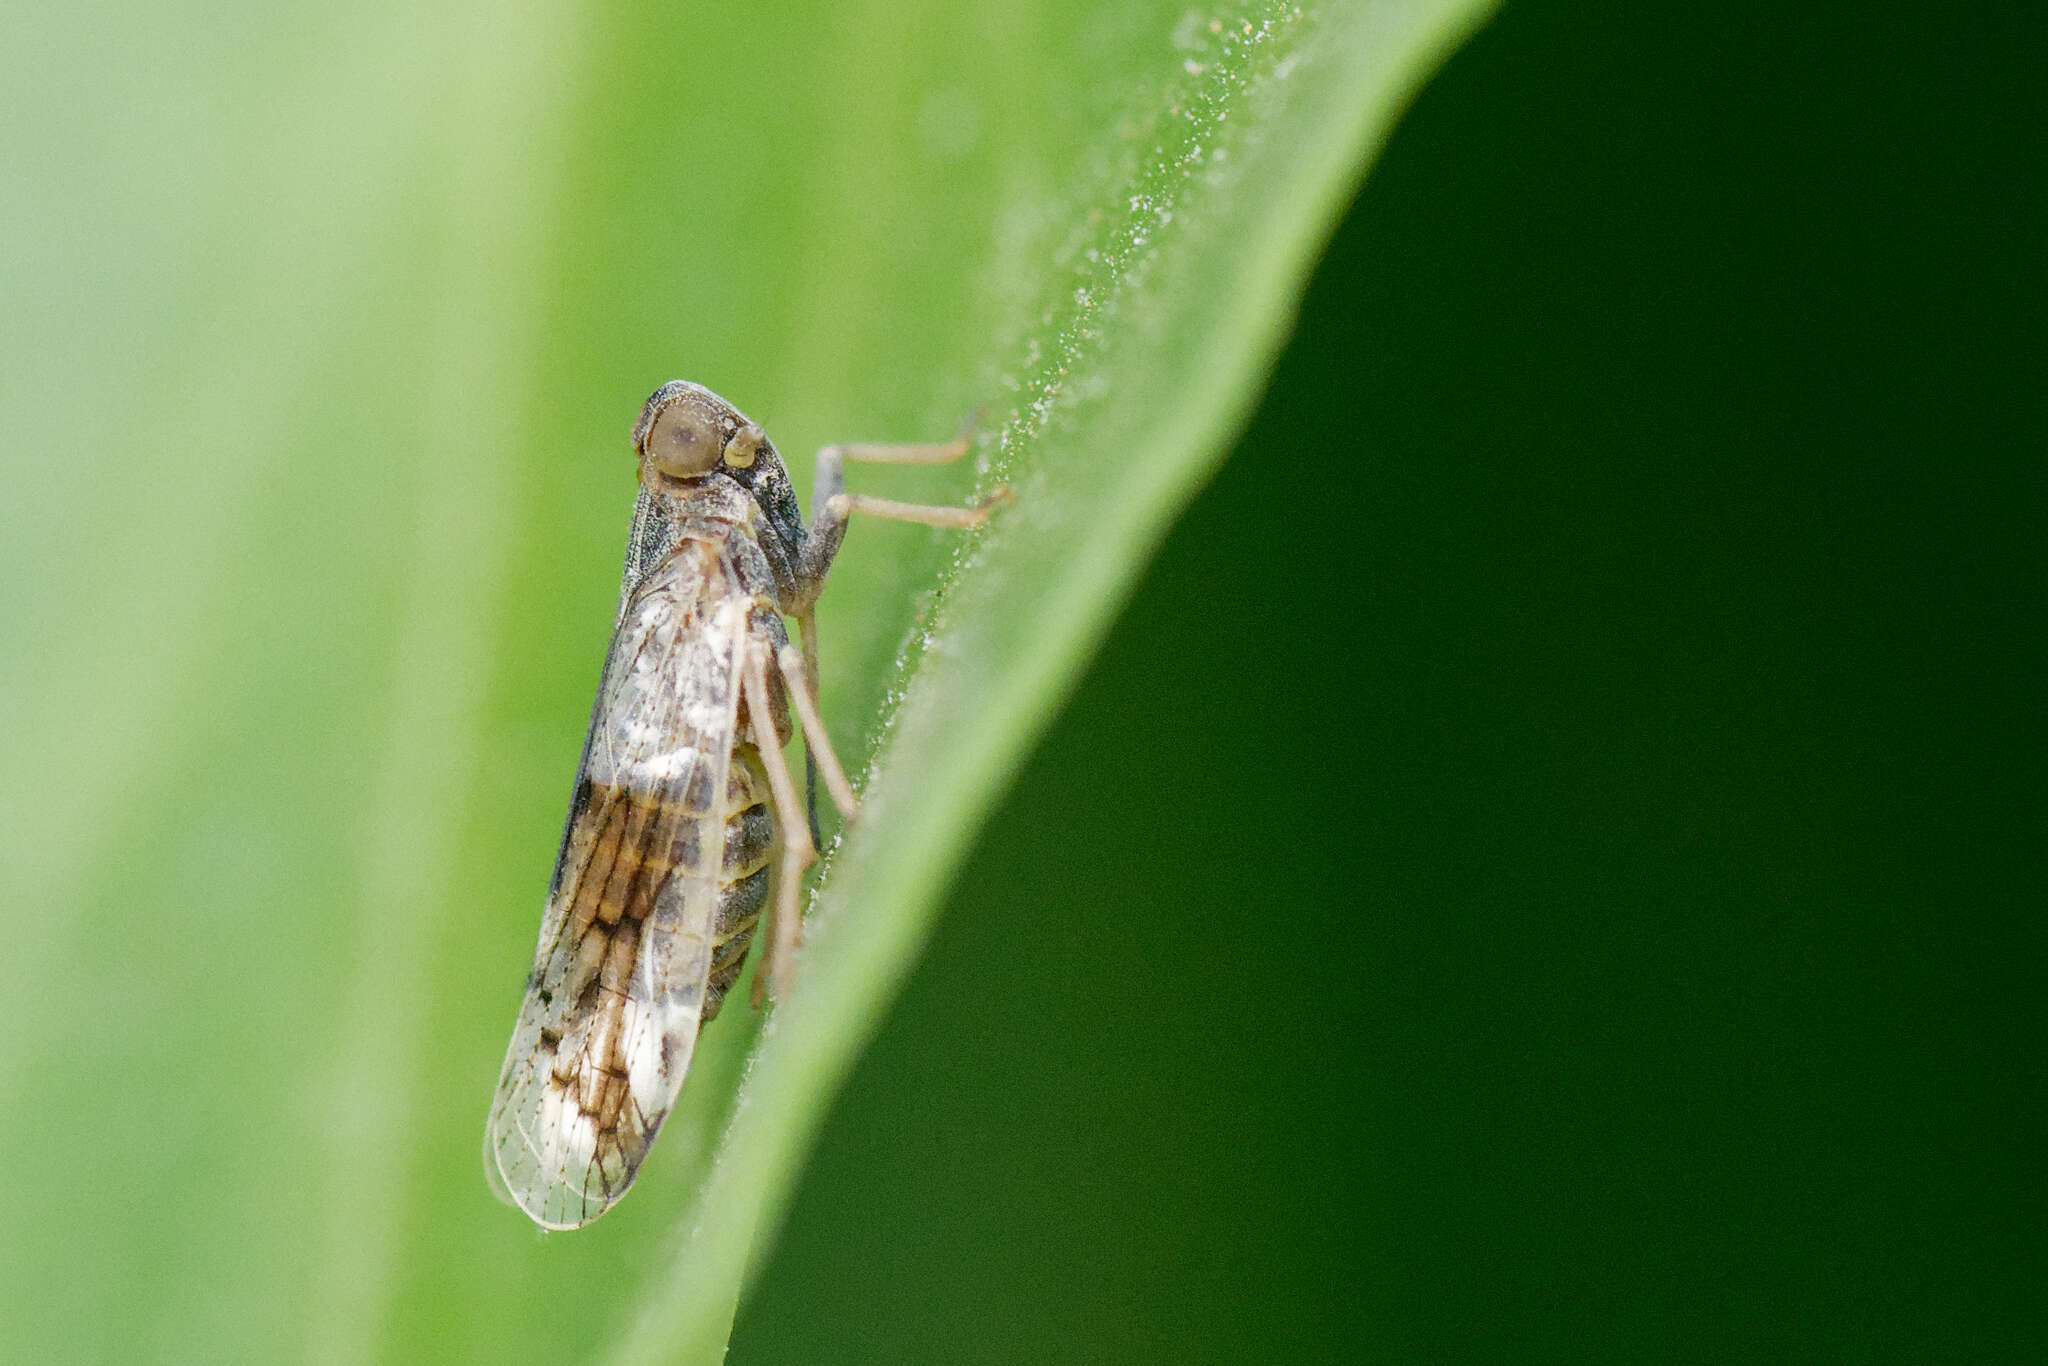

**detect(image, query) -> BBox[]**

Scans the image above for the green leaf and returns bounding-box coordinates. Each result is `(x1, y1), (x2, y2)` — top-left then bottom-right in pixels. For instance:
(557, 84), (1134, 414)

(0, 0), (1490, 1361)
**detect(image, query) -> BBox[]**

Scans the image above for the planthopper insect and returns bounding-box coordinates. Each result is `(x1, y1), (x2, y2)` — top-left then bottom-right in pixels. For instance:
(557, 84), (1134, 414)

(484, 380), (997, 1230)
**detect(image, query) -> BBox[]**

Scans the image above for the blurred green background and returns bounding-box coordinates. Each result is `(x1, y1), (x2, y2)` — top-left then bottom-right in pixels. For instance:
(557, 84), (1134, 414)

(4, 0), (2041, 1362)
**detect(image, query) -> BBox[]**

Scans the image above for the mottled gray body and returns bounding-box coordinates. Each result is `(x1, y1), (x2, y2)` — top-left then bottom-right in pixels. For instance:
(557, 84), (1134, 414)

(485, 397), (803, 1231)
(484, 380), (994, 1229)
(622, 485), (794, 1024)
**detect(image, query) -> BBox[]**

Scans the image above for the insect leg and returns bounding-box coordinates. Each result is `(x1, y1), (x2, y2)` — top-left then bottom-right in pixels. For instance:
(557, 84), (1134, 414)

(743, 638), (815, 1005)
(831, 492), (998, 526)
(791, 429), (1006, 614)
(776, 643), (859, 822)
(798, 612), (823, 852)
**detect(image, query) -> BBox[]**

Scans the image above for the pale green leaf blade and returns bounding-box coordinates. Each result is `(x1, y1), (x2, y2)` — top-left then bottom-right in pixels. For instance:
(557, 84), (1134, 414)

(0, 0), (1489, 1361)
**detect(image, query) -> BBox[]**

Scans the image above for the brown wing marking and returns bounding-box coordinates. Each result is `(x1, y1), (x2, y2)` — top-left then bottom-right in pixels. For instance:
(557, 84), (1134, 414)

(485, 539), (748, 1229)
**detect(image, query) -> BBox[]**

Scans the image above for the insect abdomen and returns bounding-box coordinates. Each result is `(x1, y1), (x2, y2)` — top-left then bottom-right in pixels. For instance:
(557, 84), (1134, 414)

(704, 745), (774, 1020)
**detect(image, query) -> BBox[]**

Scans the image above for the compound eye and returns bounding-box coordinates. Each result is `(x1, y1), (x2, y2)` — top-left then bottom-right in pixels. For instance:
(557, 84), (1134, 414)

(644, 395), (725, 478)
(724, 423), (765, 469)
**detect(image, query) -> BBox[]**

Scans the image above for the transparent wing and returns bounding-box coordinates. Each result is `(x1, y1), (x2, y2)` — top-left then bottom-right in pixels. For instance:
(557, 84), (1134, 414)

(485, 540), (748, 1229)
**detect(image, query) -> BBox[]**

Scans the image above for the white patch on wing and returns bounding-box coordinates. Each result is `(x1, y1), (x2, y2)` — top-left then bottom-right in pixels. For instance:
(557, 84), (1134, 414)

(624, 1011), (667, 1117)
(629, 748), (701, 782)
(536, 1087), (598, 1171)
